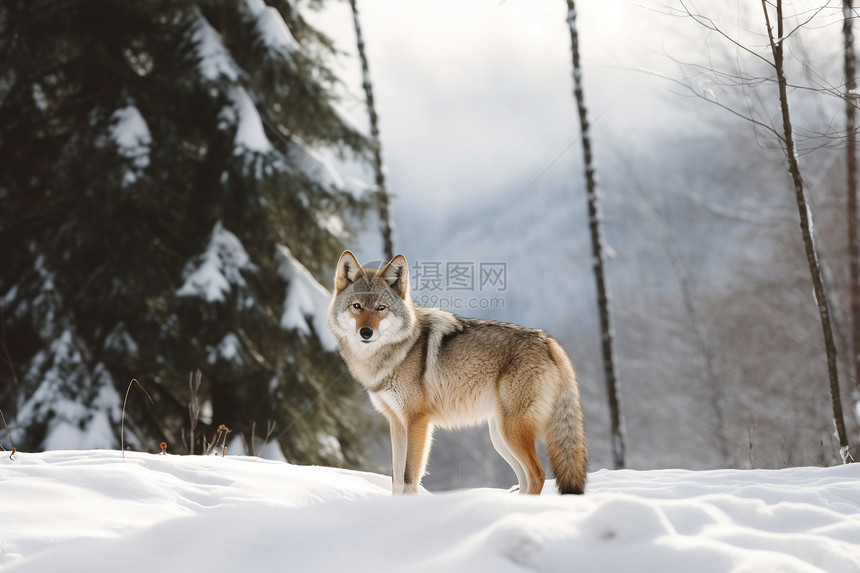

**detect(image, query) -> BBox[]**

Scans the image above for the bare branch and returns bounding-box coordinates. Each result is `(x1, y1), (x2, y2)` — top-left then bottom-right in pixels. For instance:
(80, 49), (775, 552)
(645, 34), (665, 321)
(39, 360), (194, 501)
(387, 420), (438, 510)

(120, 379), (153, 458)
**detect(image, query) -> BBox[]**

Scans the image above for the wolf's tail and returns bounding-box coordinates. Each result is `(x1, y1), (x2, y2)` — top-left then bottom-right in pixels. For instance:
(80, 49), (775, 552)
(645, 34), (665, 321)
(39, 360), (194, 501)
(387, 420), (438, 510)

(545, 339), (588, 494)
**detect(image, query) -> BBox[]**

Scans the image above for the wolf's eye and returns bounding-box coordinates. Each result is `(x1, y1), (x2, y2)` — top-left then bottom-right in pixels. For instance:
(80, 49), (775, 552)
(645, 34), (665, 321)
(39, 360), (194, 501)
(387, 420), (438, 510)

(376, 304), (387, 312)
(352, 303), (362, 311)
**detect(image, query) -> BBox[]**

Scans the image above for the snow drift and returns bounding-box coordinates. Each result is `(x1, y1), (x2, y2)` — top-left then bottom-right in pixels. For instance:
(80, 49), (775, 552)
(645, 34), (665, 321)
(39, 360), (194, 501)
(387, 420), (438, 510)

(1, 451), (859, 572)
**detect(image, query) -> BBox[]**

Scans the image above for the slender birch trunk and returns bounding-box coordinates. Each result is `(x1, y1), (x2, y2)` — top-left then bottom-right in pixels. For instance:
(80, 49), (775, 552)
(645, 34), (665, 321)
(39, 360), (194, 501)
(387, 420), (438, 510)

(763, 0), (852, 463)
(566, 0), (626, 469)
(350, 0), (395, 261)
(844, 0), (860, 437)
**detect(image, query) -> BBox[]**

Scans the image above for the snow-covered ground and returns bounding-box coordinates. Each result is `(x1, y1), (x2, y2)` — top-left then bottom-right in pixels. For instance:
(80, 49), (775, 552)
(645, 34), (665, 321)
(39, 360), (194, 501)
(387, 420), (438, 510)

(1, 451), (859, 572)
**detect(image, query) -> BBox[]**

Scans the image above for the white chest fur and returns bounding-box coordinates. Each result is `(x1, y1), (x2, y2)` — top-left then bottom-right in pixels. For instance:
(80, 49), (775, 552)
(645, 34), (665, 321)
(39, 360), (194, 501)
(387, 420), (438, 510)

(369, 387), (405, 422)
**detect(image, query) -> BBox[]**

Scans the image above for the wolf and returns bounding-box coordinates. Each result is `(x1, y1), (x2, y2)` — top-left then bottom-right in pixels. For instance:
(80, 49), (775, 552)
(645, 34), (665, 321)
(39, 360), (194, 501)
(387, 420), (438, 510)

(327, 251), (587, 495)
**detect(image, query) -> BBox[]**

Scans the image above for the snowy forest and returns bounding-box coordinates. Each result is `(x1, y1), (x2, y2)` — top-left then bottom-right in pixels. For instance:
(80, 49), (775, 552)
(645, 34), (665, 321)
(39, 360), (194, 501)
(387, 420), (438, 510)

(2, 0), (860, 492)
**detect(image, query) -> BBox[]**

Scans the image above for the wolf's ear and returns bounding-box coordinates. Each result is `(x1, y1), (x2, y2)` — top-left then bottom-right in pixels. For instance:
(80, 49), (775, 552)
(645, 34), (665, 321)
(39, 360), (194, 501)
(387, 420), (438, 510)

(335, 250), (363, 293)
(381, 254), (410, 299)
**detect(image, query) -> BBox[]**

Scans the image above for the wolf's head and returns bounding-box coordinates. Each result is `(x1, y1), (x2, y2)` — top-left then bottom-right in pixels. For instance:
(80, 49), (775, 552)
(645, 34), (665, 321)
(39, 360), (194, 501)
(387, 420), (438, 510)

(327, 251), (416, 349)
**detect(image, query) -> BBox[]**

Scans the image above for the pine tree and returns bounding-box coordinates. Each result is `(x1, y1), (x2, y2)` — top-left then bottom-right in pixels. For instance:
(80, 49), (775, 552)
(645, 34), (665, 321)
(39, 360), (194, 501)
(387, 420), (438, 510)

(0, 0), (375, 465)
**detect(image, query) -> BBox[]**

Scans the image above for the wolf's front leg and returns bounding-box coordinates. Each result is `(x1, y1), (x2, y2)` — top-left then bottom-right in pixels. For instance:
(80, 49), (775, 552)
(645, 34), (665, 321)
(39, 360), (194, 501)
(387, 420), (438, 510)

(389, 418), (407, 494)
(403, 415), (433, 494)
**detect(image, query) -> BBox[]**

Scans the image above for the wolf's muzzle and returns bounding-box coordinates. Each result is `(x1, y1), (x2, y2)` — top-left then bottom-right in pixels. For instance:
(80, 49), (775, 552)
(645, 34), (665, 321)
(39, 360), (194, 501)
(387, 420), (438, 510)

(359, 327), (374, 341)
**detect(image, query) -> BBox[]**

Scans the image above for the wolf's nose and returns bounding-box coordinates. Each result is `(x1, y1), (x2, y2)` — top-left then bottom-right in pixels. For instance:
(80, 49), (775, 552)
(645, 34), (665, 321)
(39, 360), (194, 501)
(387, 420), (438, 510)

(359, 327), (374, 340)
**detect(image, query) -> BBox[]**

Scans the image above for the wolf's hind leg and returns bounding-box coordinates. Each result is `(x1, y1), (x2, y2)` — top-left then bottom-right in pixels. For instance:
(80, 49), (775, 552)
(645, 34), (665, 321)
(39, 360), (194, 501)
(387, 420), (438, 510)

(500, 417), (545, 495)
(489, 416), (527, 493)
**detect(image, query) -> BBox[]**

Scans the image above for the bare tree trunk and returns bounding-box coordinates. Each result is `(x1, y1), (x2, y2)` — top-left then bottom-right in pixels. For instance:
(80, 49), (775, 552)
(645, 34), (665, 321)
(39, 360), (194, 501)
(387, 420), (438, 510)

(566, 0), (626, 469)
(763, 0), (852, 463)
(845, 0), (860, 435)
(350, 0), (395, 261)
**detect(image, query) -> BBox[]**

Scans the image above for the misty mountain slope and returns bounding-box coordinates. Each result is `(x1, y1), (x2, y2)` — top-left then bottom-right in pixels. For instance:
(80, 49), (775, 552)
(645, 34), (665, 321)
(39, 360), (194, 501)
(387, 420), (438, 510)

(371, 122), (851, 480)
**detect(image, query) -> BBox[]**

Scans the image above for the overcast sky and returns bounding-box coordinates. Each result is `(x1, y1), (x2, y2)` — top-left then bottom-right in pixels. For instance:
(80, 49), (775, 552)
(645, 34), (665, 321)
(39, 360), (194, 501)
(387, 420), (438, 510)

(303, 0), (847, 269)
(307, 1), (682, 243)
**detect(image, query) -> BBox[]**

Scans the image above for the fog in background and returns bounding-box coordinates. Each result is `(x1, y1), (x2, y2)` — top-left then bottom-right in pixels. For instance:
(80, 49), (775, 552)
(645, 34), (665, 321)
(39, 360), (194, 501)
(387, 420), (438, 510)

(309, 0), (860, 487)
